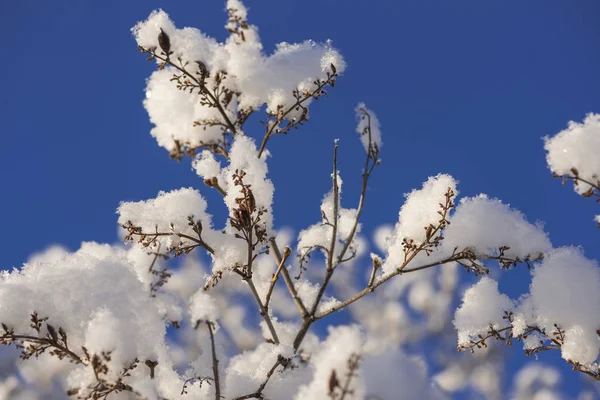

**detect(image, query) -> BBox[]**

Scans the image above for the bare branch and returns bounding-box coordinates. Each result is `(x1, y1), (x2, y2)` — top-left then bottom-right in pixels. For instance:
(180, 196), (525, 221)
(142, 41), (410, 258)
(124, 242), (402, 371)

(244, 276), (280, 345)
(336, 107), (380, 265)
(206, 320), (221, 400)
(315, 253), (466, 320)
(269, 238), (309, 317)
(264, 245), (292, 310)
(138, 46), (238, 137)
(293, 142), (339, 350)
(257, 66), (338, 158)
(233, 355), (290, 400)
(122, 221), (215, 255)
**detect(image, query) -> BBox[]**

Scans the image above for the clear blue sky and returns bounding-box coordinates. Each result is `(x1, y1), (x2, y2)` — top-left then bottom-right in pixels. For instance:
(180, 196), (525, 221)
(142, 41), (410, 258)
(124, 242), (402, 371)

(1, 0), (599, 397)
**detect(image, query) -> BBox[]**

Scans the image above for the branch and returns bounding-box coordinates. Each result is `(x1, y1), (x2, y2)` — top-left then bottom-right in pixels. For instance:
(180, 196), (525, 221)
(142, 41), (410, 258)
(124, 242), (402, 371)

(269, 238), (309, 317)
(0, 332), (84, 365)
(315, 253), (466, 320)
(257, 66), (338, 158)
(244, 276), (280, 345)
(457, 313), (600, 381)
(206, 321), (221, 400)
(555, 169), (600, 200)
(293, 142), (339, 350)
(336, 107), (379, 265)
(0, 313), (84, 365)
(329, 353), (361, 400)
(139, 47), (238, 136)
(122, 222), (215, 255)
(147, 244), (171, 297)
(233, 355), (289, 400)
(264, 245), (291, 310)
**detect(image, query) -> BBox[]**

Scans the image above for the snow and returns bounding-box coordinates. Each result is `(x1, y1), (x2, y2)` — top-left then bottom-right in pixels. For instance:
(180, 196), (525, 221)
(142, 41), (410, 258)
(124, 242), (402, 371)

(442, 194), (552, 260)
(382, 174), (457, 273)
(117, 187), (216, 252)
(544, 113), (600, 195)
(454, 277), (514, 346)
(355, 103), (382, 154)
(295, 325), (365, 400)
(132, 6), (345, 153)
(521, 247), (600, 366)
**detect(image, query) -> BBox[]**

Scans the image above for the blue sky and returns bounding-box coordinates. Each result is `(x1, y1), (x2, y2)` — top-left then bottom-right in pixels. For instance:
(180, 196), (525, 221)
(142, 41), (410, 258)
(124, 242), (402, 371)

(1, 0), (599, 397)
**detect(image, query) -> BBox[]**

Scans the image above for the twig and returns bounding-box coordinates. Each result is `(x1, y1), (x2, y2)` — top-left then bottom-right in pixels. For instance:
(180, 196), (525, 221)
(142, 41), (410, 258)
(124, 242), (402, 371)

(555, 170), (600, 200)
(0, 333), (84, 364)
(264, 246), (291, 309)
(293, 142), (339, 350)
(233, 355), (288, 400)
(336, 107), (379, 265)
(314, 253), (466, 320)
(257, 67), (338, 158)
(122, 225), (215, 255)
(244, 276), (280, 345)
(206, 321), (221, 400)
(338, 354), (361, 400)
(140, 47), (238, 136)
(269, 238), (309, 317)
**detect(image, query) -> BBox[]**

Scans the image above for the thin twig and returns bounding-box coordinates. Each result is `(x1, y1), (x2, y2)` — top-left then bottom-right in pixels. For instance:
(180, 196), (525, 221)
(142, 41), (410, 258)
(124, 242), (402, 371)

(233, 356), (287, 400)
(124, 229), (214, 255)
(206, 321), (221, 400)
(257, 70), (337, 158)
(244, 277), (280, 345)
(0, 333), (84, 364)
(141, 48), (238, 136)
(293, 142), (339, 350)
(315, 253), (467, 320)
(338, 354), (361, 400)
(264, 246), (291, 309)
(336, 108), (378, 265)
(269, 238), (309, 317)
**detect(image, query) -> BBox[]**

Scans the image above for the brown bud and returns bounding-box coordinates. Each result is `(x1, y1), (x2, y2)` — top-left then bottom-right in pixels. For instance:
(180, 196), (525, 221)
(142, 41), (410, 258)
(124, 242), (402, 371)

(239, 208), (251, 227)
(570, 167), (579, 176)
(283, 247), (292, 258)
(47, 324), (58, 342)
(328, 370), (339, 394)
(425, 224), (433, 240)
(372, 256), (381, 270)
(158, 28), (171, 55)
(246, 189), (256, 211)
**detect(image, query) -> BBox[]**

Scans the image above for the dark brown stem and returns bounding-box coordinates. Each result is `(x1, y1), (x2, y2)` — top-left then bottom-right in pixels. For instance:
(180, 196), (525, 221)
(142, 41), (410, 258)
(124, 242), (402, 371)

(1, 333), (84, 364)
